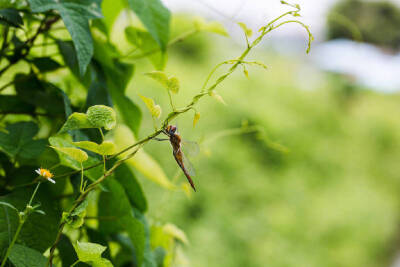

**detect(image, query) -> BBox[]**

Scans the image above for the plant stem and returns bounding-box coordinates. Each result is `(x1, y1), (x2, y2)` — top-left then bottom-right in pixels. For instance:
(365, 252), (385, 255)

(70, 260), (80, 267)
(0, 219), (24, 267)
(28, 182), (41, 206)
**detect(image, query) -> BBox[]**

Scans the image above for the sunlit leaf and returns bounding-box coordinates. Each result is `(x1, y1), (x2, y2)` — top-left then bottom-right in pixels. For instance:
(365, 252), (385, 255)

(238, 22), (253, 37)
(87, 105), (117, 130)
(194, 17), (229, 36)
(209, 91), (227, 105)
(144, 71), (180, 93)
(73, 241), (110, 264)
(193, 112), (200, 127)
(73, 140), (116, 156)
(59, 112), (95, 133)
(50, 146), (88, 163)
(139, 94), (162, 119)
(163, 223), (189, 245)
(113, 125), (175, 189)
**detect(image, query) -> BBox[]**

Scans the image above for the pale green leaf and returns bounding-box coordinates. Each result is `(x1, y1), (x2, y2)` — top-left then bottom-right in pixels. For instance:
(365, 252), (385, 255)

(238, 22), (253, 37)
(167, 76), (179, 93)
(163, 223), (189, 245)
(59, 112), (95, 133)
(210, 91), (227, 105)
(87, 105), (117, 130)
(193, 112), (200, 127)
(194, 17), (229, 36)
(73, 241), (107, 262)
(139, 94), (162, 118)
(93, 258), (114, 267)
(144, 71), (169, 88)
(73, 140), (116, 156)
(50, 146), (88, 163)
(113, 125), (175, 189)
(145, 71), (180, 93)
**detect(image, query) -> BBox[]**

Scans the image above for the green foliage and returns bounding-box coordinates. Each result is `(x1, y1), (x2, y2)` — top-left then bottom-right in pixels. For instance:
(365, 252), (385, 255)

(28, 0), (103, 75)
(0, 0), (313, 266)
(9, 244), (47, 267)
(0, 8), (23, 28)
(73, 241), (113, 266)
(0, 122), (46, 160)
(327, 0), (400, 49)
(127, 0), (171, 50)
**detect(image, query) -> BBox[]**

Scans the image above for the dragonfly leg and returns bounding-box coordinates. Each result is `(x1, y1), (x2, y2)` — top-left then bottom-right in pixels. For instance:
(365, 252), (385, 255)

(154, 138), (169, 141)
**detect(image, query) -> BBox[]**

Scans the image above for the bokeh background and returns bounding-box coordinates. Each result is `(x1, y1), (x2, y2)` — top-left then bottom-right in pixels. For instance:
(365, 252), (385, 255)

(120, 0), (400, 266)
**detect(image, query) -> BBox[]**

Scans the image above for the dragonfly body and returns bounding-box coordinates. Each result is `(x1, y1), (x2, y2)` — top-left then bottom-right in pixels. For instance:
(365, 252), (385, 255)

(164, 125), (197, 191)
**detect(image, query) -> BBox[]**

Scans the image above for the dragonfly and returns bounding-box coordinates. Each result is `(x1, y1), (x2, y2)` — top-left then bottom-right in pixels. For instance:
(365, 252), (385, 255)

(158, 125), (198, 192)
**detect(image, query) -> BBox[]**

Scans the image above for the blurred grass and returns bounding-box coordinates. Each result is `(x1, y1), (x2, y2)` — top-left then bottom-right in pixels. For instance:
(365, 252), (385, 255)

(125, 17), (400, 267)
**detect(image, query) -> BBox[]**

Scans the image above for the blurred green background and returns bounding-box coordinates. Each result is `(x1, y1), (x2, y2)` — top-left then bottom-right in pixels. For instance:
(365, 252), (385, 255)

(120, 1), (400, 266)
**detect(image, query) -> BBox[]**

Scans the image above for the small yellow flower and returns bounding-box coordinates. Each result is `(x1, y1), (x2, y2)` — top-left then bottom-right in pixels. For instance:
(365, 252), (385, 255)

(35, 168), (55, 184)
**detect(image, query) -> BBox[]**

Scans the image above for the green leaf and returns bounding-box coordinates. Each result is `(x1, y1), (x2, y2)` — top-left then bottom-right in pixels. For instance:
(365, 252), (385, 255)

(0, 187), (61, 255)
(125, 27), (167, 70)
(73, 241), (109, 263)
(127, 0), (170, 50)
(193, 111), (200, 127)
(0, 121), (46, 160)
(139, 94), (162, 119)
(87, 105), (117, 130)
(194, 17), (229, 36)
(0, 95), (35, 114)
(28, 0), (103, 75)
(0, 201), (18, 212)
(101, 0), (125, 32)
(93, 258), (114, 267)
(163, 223), (189, 245)
(114, 163), (147, 212)
(144, 71), (179, 93)
(238, 22), (253, 37)
(9, 244), (47, 267)
(99, 179), (145, 266)
(14, 73), (68, 115)
(0, 8), (23, 28)
(32, 57), (62, 72)
(48, 136), (103, 182)
(50, 146), (88, 163)
(58, 234), (79, 267)
(73, 140), (116, 156)
(59, 112), (95, 133)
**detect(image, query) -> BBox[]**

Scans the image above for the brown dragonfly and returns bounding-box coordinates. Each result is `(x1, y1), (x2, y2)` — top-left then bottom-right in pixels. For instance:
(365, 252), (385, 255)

(159, 125), (198, 191)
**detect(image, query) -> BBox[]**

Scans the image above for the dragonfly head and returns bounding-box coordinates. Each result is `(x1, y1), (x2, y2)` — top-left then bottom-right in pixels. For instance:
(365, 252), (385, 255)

(165, 125), (177, 135)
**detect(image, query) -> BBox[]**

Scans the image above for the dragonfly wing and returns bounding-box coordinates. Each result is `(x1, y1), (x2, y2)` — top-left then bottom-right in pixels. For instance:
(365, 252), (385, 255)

(181, 140), (200, 157)
(181, 151), (196, 177)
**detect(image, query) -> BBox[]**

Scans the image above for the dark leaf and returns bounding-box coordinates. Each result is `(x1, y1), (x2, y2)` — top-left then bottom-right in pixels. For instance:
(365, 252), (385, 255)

(0, 95), (35, 114)
(32, 57), (62, 72)
(0, 186), (61, 255)
(115, 163), (147, 212)
(98, 179), (145, 266)
(0, 8), (23, 28)
(0, 121), (46, 160)
(9, 244), (47, 267)
(127, 0), (170, 51)
(28, 0), (103, 75)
